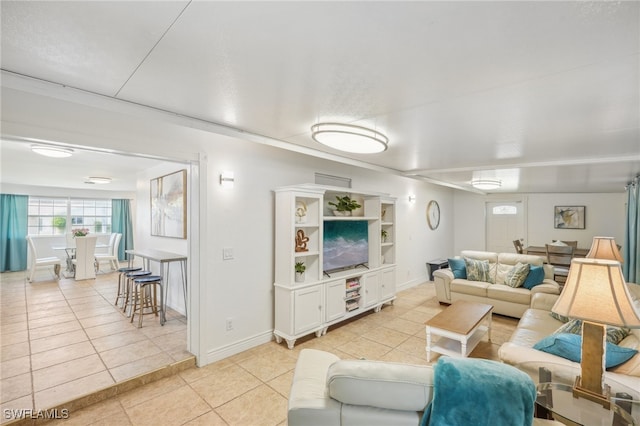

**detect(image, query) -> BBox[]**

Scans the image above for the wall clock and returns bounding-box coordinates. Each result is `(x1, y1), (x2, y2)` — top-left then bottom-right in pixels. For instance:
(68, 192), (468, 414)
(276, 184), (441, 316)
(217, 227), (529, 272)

(427, 200), (440, 230)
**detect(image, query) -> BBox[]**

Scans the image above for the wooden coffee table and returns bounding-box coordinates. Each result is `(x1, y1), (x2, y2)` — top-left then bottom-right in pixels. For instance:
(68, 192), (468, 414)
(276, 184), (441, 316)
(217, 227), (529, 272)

(425, 300), (493, 362)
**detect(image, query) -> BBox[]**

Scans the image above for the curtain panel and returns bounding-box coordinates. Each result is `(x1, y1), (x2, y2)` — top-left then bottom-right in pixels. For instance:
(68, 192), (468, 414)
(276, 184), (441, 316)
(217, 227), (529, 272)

(112, 199), (134, 261)
(624, 177), (639, 283)
(1, 194), (28, 272)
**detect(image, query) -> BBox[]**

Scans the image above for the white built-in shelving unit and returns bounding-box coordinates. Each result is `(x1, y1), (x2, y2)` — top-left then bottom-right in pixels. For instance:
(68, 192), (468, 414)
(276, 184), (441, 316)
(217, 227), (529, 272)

(273, 184), (396, 349)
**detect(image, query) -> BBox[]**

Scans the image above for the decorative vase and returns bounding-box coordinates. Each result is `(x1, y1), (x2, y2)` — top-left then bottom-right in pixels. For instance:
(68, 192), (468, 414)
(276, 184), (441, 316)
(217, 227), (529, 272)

(333, 211), (351, 216)
(295, 272), (305, 283)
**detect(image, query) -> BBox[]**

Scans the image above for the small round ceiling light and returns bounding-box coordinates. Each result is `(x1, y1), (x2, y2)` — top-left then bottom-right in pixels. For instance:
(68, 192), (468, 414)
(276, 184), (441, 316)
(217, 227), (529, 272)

(311, 123), (388, 154)
(31, 145), (74, 158)
(86, 177), (112, 184)
(471, 179), (502, 190)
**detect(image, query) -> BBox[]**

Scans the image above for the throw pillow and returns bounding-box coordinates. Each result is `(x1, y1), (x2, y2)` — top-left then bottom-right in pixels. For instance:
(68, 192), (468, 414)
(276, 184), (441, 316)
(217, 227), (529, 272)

(504, 262), (530, 288)
(464, 258), (491, 282)
(549, 311), (571, 323)
(447, 258), (467, 279)
(553, 319), (631, 345)
(523, 265), (545, 290)
(533, 333), (638, 368)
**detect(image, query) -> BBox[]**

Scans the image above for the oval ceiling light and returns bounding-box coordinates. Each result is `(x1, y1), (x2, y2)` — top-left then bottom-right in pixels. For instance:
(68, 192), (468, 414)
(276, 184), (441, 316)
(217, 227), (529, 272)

(86, 177), (112, 184)
(471, 178), (502, 190)
(31, 145), (74, 158)
(311, 123), (388, 154)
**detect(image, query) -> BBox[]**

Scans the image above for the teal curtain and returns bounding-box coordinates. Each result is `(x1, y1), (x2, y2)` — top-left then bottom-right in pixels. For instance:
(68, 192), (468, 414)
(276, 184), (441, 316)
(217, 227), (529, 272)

(623, 177), (639, 283)
(112, 199), (134, 261)
(1, 194), (28, 272)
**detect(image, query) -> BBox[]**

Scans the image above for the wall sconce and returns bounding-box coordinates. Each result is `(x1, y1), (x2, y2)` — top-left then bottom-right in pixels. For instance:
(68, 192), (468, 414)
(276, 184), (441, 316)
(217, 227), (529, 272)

(220, 171), (234, 188)
(408, 195), (416, 203)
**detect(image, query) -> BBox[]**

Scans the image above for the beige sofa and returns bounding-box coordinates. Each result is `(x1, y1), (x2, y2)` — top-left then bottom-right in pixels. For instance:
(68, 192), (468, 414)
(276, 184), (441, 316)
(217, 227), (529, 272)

(288, 348), (562, 426)
(433, 250), (561, 318)
(499, 290), (640, 395)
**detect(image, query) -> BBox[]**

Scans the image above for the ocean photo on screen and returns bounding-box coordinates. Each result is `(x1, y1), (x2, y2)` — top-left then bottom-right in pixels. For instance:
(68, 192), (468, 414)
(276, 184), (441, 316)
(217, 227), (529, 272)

(323, 220), (369, 272)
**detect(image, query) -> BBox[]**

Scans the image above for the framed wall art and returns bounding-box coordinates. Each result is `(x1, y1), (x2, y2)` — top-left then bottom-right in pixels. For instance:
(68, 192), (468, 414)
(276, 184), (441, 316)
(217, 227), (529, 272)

(554, 206), (585, 229)
(151, 169), (187, 239)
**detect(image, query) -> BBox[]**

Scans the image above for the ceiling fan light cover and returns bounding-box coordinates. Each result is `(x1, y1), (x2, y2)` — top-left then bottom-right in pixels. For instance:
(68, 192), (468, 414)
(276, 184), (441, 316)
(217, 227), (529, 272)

(31, 145), (74, 158)
(311, 123), (388, 154)
(471, 179), (502, 190)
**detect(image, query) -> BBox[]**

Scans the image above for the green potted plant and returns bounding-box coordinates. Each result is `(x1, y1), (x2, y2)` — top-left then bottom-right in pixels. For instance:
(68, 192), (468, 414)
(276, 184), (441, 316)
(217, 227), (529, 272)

(295, 261), (306, 282)
(52, 216), (66, 235)
(381, 229), (388, 242)
(328, 195), (362, 216)
(95, 220), (103, 233)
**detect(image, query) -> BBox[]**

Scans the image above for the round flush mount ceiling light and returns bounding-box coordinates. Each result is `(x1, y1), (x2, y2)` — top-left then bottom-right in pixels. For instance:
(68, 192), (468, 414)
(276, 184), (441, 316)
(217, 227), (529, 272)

(311, 123), (388, 154)
(31, 145), (74, 158)
(471, 179), (502, 190)
(86, 177), (112, 184)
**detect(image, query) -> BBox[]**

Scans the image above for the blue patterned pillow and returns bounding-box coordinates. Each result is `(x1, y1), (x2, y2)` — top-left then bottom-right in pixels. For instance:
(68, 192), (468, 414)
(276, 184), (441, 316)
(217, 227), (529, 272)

(447, 258), (467, 279)
(523, 265), (545, 290)
(554, 319), (631, 344)
(533, 333), (637, 368)
(464, 258), (491, 282)
(504, 262), (530, 288)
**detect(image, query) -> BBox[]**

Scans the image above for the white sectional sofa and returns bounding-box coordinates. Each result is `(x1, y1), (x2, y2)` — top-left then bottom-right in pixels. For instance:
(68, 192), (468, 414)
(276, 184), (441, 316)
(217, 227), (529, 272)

(433, 250), (561, 318)
(499, 290), (640, 396)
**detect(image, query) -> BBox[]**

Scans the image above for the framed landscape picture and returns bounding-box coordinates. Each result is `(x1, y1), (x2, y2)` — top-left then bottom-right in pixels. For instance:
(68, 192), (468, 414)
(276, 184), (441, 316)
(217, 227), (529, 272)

(554, 206), (585, 229)
(151, 169), (187, 238)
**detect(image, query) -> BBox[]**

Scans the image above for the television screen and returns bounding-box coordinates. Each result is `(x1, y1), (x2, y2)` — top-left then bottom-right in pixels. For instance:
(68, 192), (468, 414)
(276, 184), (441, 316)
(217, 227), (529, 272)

(323, 220), (369, 273)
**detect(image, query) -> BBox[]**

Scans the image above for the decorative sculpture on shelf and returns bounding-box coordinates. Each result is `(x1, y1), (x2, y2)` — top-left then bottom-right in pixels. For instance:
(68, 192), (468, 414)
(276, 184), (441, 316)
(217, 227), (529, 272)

(295, 229), (309, 252)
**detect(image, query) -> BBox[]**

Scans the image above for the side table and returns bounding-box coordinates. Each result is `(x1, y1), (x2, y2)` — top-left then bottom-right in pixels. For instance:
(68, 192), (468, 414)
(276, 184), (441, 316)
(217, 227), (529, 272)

(517, 362), (639, 425)
(426, 258), (449, 281)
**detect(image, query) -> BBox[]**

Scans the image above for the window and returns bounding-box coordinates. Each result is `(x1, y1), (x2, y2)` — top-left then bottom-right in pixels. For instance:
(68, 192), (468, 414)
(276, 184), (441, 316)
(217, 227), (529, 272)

(28, 197), (112, 235)
(492, 205), (517, 215)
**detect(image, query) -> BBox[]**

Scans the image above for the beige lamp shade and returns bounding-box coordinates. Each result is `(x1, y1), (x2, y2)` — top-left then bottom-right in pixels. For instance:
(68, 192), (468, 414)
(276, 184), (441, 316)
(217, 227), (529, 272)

(552, 258), (640, 327)
(585, 236), (623, 262)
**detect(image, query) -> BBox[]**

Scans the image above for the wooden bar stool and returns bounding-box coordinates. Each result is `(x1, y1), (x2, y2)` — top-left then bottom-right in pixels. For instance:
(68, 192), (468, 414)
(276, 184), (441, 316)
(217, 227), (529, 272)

(115, 266), (142, 307)
(130, 275), (163, 328)
(122, 270), (151, 315)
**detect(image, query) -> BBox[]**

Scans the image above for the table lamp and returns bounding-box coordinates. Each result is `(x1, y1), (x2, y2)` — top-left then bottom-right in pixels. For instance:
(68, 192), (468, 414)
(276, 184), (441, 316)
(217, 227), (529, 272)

(585, 236), (623, 262)
(551, 258), (640, 408)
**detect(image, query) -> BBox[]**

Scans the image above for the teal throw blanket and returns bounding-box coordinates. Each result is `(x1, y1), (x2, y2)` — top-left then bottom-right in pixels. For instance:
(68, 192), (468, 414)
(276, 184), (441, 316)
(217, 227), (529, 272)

(421, 357), (536, 426)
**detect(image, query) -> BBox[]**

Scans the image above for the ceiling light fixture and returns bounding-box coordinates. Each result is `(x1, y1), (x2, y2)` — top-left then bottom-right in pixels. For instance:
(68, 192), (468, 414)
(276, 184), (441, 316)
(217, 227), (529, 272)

(31, 145), (74, 158)
(471, 179), (502, 190)
(86, 177), (112, 184)
(311, 123), (388, 154)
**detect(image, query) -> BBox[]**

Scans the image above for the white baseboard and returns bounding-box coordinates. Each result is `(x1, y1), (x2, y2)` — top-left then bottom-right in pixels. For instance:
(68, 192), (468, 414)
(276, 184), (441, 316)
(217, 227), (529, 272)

(205, 330), (274, 365)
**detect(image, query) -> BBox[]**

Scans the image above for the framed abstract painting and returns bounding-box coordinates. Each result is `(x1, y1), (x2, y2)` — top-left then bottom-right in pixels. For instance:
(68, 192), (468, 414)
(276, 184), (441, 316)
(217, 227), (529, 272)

(150, 169), (187, 238)
(554, 206), (585, 229)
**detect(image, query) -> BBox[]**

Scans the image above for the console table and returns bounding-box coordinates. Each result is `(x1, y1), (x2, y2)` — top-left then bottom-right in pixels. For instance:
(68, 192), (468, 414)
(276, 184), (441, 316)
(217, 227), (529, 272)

(126, 249), (187, 324)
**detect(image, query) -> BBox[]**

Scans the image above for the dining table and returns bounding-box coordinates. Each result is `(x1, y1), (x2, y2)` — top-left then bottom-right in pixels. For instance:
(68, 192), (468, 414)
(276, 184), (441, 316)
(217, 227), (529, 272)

(523, 245), (588, 258)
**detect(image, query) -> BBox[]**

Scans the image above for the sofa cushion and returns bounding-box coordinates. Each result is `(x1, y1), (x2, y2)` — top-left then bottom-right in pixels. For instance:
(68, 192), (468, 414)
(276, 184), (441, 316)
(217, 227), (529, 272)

(464, 258), (493, 283)
(448, 258), (467, 279)
(523, 266), (545, 290)
(533, 333), (638, 368)
(451, 279), (490, 297)
(327, 359), (434, 411)
(504, 263), (530, 288)
(486, 284), (531, 305)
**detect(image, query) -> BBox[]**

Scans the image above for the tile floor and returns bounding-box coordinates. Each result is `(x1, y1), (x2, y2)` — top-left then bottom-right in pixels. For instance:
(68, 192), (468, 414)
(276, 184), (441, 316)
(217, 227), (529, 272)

(2, 272), (520, 425)
(1, 268), (191, 423)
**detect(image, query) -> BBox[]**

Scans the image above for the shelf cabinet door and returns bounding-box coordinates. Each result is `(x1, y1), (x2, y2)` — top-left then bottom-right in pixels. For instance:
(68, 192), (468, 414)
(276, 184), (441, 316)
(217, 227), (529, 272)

(294, 285), (324, 335)
(361, 271), (380, 308)
(380, 267), (396, 301)
(325, 279), (347, 322)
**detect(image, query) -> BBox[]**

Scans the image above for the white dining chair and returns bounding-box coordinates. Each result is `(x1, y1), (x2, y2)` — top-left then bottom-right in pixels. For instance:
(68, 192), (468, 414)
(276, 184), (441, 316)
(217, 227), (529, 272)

(72, 235), (98, 280)
(26, 235), (62, 282)
(95, 233), (122, 272)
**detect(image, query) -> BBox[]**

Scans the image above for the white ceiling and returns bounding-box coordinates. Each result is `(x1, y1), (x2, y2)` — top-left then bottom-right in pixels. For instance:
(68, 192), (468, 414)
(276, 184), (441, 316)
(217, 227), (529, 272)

(1, 1), (639, 193)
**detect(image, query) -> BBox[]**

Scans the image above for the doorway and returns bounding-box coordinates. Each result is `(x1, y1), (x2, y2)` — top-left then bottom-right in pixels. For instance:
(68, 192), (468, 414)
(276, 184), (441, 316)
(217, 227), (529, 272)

(485, 200), (526, 253)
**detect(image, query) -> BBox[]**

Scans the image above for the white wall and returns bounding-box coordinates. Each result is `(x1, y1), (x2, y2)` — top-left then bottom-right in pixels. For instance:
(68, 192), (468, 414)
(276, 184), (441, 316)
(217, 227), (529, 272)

(453, 191), (626, 254)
